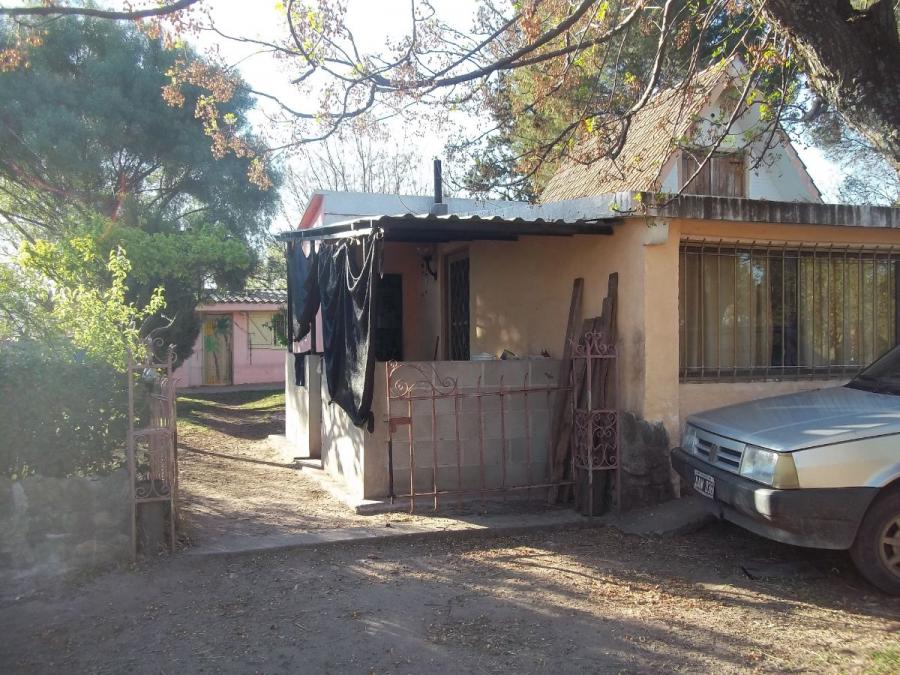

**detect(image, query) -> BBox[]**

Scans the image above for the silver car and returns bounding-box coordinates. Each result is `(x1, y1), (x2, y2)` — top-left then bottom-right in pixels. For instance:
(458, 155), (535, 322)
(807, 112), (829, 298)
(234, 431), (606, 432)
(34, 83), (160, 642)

(672, 346), (900, 594)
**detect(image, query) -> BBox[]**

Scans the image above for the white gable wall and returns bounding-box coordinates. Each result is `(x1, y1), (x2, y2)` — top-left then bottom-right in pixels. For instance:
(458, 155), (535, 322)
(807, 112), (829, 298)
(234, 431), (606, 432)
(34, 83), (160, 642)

(656, 97), (821, 203)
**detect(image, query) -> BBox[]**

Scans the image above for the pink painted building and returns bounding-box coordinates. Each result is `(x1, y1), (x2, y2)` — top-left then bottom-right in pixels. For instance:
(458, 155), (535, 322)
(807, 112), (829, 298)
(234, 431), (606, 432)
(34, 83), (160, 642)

(175, 290), (288, 389)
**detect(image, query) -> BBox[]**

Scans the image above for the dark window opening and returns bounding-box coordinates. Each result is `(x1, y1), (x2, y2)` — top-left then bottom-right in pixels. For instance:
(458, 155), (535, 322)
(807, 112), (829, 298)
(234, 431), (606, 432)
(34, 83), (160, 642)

(374, 273), (403, 361)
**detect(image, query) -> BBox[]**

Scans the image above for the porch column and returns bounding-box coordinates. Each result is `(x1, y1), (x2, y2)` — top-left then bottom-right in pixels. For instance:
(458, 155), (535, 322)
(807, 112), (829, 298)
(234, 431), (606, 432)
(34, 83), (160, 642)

(284, 352), (322, 459)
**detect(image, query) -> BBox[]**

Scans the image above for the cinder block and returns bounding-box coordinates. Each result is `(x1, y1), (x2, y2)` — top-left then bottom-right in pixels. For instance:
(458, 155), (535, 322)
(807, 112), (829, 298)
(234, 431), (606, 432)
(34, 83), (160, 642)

(458, 465), (483, 491)
(436, 440), (464, 468)
(530, 410), (551, 447)
(485, 394), (505, 412)
(407, 441), (433, 466)
(483, 409), (527, 440)
(435, 465), (465, 492)
(506, 390), (532, 411)
(456, 411), (482, 442)
(389, 397), (411, 417)
(389, 441), (410, 469)
(530, 360), (560, 386)
(434, 396), (456, 416)
(482, 464), (504, 489)
(507, 437), (531, 464)
(459, 395), (481, 413)
(436, 362), (483, 388)
(505, 463), (531, 488)
(435, 413), (460, 442)
(462, 438), (503, 466)
(392, 467), (437, 494)
(482, 360), (530, 386)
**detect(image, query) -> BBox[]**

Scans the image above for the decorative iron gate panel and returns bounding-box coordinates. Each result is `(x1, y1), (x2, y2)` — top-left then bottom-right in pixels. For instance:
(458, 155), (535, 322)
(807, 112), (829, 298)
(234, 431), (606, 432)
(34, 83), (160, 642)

(571, 331), (619, 515)
(127, 340), (178, 556)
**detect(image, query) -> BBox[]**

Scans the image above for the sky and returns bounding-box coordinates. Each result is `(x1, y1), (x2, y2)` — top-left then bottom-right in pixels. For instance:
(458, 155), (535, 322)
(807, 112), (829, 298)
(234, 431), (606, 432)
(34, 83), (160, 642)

(196, 0), (479, 218)
(193, 0), (842, 221)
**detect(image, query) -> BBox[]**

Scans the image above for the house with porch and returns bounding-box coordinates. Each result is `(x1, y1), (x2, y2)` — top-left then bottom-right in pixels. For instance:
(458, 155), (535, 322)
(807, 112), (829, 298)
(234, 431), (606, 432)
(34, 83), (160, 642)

(282, 62), (900, 510)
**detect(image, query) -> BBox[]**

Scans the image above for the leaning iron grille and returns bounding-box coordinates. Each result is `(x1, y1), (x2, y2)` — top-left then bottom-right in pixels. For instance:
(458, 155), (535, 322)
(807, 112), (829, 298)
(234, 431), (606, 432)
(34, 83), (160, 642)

(679, 240), (900, 381)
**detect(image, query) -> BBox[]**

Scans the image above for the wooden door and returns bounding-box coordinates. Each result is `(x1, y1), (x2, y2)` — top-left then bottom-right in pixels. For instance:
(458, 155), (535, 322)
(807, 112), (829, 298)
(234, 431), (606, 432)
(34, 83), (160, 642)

(202, 314), (233, 385)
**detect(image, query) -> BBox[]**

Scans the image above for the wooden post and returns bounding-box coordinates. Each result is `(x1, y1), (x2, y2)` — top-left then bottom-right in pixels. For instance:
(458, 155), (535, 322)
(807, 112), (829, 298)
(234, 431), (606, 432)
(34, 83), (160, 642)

(547, 278), (583, 502)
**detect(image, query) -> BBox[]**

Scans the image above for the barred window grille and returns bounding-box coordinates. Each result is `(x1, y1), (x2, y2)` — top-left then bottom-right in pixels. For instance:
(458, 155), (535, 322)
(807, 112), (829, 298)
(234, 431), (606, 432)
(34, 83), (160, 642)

(679, 241), (900, 381)
(447, 254), (470, 361)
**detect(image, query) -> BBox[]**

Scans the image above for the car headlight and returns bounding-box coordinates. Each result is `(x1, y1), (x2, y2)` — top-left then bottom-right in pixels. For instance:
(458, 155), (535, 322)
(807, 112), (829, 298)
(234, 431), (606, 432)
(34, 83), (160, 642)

(682, 425), (698, 453)
(740, 445), (799, 489)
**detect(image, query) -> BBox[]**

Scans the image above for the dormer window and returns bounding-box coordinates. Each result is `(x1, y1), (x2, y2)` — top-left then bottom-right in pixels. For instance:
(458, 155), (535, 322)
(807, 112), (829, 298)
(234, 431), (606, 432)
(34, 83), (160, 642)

(680, 150), (746, 198)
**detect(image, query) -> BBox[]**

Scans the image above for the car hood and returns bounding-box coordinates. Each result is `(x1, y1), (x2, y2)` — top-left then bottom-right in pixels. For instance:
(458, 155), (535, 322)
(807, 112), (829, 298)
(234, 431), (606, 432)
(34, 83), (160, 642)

(687, 386), (900, 452)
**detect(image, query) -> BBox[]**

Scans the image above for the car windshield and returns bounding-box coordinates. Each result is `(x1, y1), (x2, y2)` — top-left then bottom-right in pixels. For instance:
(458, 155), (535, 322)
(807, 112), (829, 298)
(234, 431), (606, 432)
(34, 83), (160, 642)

(847, 345), (900, 395)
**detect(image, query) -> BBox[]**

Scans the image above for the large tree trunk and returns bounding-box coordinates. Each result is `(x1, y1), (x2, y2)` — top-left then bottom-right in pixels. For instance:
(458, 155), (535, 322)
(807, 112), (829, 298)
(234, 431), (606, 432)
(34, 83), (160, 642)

(758, 0), (900, 173)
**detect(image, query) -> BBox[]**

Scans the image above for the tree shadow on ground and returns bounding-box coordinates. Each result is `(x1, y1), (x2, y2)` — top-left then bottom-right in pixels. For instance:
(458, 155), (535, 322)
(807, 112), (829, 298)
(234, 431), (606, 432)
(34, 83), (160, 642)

(5, 523), (899, 674)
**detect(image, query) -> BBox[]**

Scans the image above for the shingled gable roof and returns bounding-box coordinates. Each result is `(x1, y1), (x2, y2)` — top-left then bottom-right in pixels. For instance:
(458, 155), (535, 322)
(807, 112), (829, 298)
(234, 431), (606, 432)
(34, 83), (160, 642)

(540, 62), (737, 203)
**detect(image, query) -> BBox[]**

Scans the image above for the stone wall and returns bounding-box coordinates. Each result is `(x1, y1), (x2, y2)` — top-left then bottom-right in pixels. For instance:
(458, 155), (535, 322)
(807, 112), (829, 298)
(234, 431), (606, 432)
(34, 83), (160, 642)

(618, 412), (675, 510)
(0, 468), (131, 589)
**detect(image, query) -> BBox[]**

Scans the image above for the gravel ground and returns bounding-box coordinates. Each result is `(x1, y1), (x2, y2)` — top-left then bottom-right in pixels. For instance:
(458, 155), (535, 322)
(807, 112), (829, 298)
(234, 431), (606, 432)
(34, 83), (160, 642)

(2, 524), (898, 673)
(4, 390), (897, 674)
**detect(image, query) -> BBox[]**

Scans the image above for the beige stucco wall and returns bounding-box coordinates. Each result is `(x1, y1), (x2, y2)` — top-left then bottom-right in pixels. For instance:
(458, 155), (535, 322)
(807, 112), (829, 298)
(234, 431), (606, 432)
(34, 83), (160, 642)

(381, 243), (441, 361)
(463, 226), (648, 414)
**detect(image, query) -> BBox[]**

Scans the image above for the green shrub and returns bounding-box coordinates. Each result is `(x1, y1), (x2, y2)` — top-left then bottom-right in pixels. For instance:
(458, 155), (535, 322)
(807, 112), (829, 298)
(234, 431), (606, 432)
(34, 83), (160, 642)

(0, 340), (128, 479)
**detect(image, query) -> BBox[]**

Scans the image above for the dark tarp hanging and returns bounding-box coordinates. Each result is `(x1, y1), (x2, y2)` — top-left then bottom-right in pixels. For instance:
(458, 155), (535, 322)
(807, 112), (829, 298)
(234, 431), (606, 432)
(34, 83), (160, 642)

(286, 240), (319, 340)
(318, 237), (381, 430)
(285, 234), (381, 430)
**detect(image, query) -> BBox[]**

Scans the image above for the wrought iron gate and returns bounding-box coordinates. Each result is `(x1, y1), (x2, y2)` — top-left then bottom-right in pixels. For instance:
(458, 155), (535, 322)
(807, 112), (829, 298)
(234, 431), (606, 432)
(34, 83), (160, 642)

(126, 339), (178, 557)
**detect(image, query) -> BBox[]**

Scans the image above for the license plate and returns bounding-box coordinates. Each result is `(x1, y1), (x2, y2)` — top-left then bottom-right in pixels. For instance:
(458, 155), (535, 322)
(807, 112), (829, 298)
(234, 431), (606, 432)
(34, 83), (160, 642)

(694, 470), (715, 499)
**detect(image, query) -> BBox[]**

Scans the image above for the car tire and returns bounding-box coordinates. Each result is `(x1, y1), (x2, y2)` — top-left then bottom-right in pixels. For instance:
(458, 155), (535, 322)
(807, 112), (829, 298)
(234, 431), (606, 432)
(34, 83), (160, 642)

(850, 487), (900, 595)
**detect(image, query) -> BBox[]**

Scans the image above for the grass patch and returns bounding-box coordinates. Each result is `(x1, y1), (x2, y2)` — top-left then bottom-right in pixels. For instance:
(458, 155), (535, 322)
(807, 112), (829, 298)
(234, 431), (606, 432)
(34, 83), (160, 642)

(177, 390), (284, 430)
(868, 646), (900, 674)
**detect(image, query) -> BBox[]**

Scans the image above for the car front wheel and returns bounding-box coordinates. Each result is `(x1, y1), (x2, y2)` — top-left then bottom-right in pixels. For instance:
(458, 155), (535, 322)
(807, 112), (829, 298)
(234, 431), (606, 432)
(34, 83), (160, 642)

(851, 488), (900, 595)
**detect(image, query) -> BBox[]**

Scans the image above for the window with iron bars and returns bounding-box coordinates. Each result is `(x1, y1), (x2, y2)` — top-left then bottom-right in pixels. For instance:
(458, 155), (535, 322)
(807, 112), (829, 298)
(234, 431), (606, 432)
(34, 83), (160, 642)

(679, 241), (900, 381)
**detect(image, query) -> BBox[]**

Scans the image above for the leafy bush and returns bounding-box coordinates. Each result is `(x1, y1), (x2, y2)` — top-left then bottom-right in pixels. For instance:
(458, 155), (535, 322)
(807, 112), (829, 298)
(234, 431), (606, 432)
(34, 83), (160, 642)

(0, 340), (128, 479)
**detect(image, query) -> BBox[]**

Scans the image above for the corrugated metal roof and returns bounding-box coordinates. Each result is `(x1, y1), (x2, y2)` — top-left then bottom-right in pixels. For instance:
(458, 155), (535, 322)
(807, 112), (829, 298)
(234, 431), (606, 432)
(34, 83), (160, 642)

(203, 289), (287, 305)
(276, 211), (617, 243)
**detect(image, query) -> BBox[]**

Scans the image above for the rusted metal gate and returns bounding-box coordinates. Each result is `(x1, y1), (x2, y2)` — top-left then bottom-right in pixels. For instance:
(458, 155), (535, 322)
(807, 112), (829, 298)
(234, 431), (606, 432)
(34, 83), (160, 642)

(126, 339), (178, 557)
(385, 336), (619, 513)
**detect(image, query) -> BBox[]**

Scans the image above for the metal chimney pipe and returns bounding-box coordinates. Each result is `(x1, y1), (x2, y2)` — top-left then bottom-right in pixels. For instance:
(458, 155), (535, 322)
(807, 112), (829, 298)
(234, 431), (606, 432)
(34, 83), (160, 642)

(433, 158), (443, 205)
(430, 158), (448, 215)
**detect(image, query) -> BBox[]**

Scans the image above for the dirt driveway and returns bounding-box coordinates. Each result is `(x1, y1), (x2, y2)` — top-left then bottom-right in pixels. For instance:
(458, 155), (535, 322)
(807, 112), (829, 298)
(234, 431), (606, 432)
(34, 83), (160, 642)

(177, 391), (463, 548)
(2, 390), (898, 673)
(3, 523), (899, 673)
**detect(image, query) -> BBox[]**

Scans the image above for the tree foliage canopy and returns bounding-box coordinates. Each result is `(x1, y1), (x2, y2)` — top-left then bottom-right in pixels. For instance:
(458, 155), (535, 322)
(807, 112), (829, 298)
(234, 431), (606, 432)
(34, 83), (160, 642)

(0, 16), (280, 362)
(1, 1), (897, 200)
